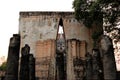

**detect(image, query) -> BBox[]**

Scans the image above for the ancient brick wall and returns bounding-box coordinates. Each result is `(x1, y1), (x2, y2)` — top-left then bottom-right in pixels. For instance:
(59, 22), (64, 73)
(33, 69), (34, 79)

(69, 39), (86, 59)
(19, 12), (93, 80)
(35, 39), (56, 79)
(19, 12), (93, 56)
(36, 39), (53, 58)
(67, 39), (85, 80)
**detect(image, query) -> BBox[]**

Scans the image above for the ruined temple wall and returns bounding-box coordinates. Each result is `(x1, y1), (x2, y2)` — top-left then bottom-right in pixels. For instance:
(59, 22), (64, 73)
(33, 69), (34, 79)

(19, 12), (93, 57)
(36, 39), (52, 58)
(35, 39), (56, 79)
(67, 39), (86, 80)
(68, 39), (86, 59)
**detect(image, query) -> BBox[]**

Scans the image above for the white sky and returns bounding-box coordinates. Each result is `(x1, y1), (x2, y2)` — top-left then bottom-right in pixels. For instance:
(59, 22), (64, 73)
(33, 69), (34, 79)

(0, 0), (74, 58)
(58, 26), (64, 34)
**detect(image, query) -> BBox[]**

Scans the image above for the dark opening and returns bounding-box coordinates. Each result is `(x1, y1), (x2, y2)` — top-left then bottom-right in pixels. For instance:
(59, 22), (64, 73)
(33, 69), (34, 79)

(56, 18), (66, 80)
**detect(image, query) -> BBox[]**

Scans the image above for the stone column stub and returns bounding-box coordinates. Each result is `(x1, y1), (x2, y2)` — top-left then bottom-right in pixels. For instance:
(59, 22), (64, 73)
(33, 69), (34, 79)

(5, 34), (20, 80)
(85, 52), (93, 80)
(99, 35), (117, 80)
(29, 53), (35, 80)
(92, 49), (103, 80)
(67, 40), (75, 80)
(19, 44), (30, 80)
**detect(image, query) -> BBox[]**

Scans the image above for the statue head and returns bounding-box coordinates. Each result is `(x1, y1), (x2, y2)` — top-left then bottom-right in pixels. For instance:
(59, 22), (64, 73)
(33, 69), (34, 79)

(56, 39), (66, 53)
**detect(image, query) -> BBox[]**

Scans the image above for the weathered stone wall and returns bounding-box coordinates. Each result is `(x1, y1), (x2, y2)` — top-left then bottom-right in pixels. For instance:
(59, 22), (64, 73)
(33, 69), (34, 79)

(99, 35), (117, 79)
(35, 39), (55, 79)
(35, 38), (86, 79)
(36, 39), (53, 58)
(19, 12), (93, 80)
(67, 40), (75, 80)
(5, 34), (20, 80)
(19, 12), (93, 56)
(67, 39), (85, 80)
(69, 39), (86, 59)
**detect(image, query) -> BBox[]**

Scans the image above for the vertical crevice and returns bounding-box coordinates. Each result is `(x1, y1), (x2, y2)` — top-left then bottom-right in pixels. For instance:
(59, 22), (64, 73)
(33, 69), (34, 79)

(56, 18), (66, 80)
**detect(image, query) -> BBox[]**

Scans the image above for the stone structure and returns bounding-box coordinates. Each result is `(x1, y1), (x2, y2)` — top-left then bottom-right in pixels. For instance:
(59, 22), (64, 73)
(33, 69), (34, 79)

(0, 71), (5, 80)
(92, 49), (103, 80)
(85, 52), (92, 80)
(19, 44), (35, 80)
(19, 44), (30, 80)
(29, 54), (35, 80)
(19, 11), (93, 80)
(67, 40), (75, 80)
(3, 11), (117, 80)
(19, 11), (115, 80)
(5, 34), (20, 80)
(56, 18), (66, 80)
(19, 12), (93, 55)
(99, 35), (117, 79)
(67, 39), (86, 80)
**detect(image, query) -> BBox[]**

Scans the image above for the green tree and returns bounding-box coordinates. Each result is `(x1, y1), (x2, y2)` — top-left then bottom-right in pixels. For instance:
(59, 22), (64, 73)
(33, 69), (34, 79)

(0, 62), (6, 71)
(73, 0), (120, 47)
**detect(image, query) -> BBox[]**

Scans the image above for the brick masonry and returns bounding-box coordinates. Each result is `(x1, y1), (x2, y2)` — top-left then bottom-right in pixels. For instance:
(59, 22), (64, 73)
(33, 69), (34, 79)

(19, 11), (94, 79)
(19, 12), (93, 56)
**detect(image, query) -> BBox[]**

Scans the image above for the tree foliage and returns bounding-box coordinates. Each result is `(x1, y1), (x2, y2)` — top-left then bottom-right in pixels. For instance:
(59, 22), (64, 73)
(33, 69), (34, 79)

(0, 62), (6, 71)
(73, 0), (120, 33)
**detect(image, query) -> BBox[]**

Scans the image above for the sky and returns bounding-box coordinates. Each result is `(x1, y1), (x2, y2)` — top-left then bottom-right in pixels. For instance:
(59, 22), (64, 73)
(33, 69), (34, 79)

(0, 0), (74, 58)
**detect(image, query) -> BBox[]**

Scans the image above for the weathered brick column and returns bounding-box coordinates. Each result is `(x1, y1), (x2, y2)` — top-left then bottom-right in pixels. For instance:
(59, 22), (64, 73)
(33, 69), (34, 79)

(92, 49), (103, 80)
(85, 52), (93, 80)
(67, 40), (75, 80)
(71, 39), (77, 57)
(79, 41), (86, 59)
(19, 44), (30, 80)
(76, 40), (80, 58)
(99, 35), (117, 79)
(5, 34), (20, 80)
(48, 40), (56, 80)
(29, 54), (35, 80)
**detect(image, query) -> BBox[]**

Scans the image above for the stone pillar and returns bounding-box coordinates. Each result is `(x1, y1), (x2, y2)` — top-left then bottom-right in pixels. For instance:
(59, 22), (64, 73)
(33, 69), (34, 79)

(29, 54), (35, 80)
(47, 40), (52, 57)
(43, 41), (47, 57)
(48, 40), (56, 80)
(99, 35), (117, 79)
(79, 41), (86, 59)
(71, 39), (77, 58)
(92, 49), (103, 80)
(19, 44), (30, 80)
(67, 40), (75, 80)
(76, 40), (80, 58)
(85, 52), (93, 80)
(36, 40), (54, 80)
(35, 41), (43, 79)
(5, 34), (20, 80)
(51, 40), (56, 80)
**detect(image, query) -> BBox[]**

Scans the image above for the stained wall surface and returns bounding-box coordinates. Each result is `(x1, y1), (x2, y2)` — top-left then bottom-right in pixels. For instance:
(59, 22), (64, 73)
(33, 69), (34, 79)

(19, 12), (93, 57)
(19, 12), (94, 79)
